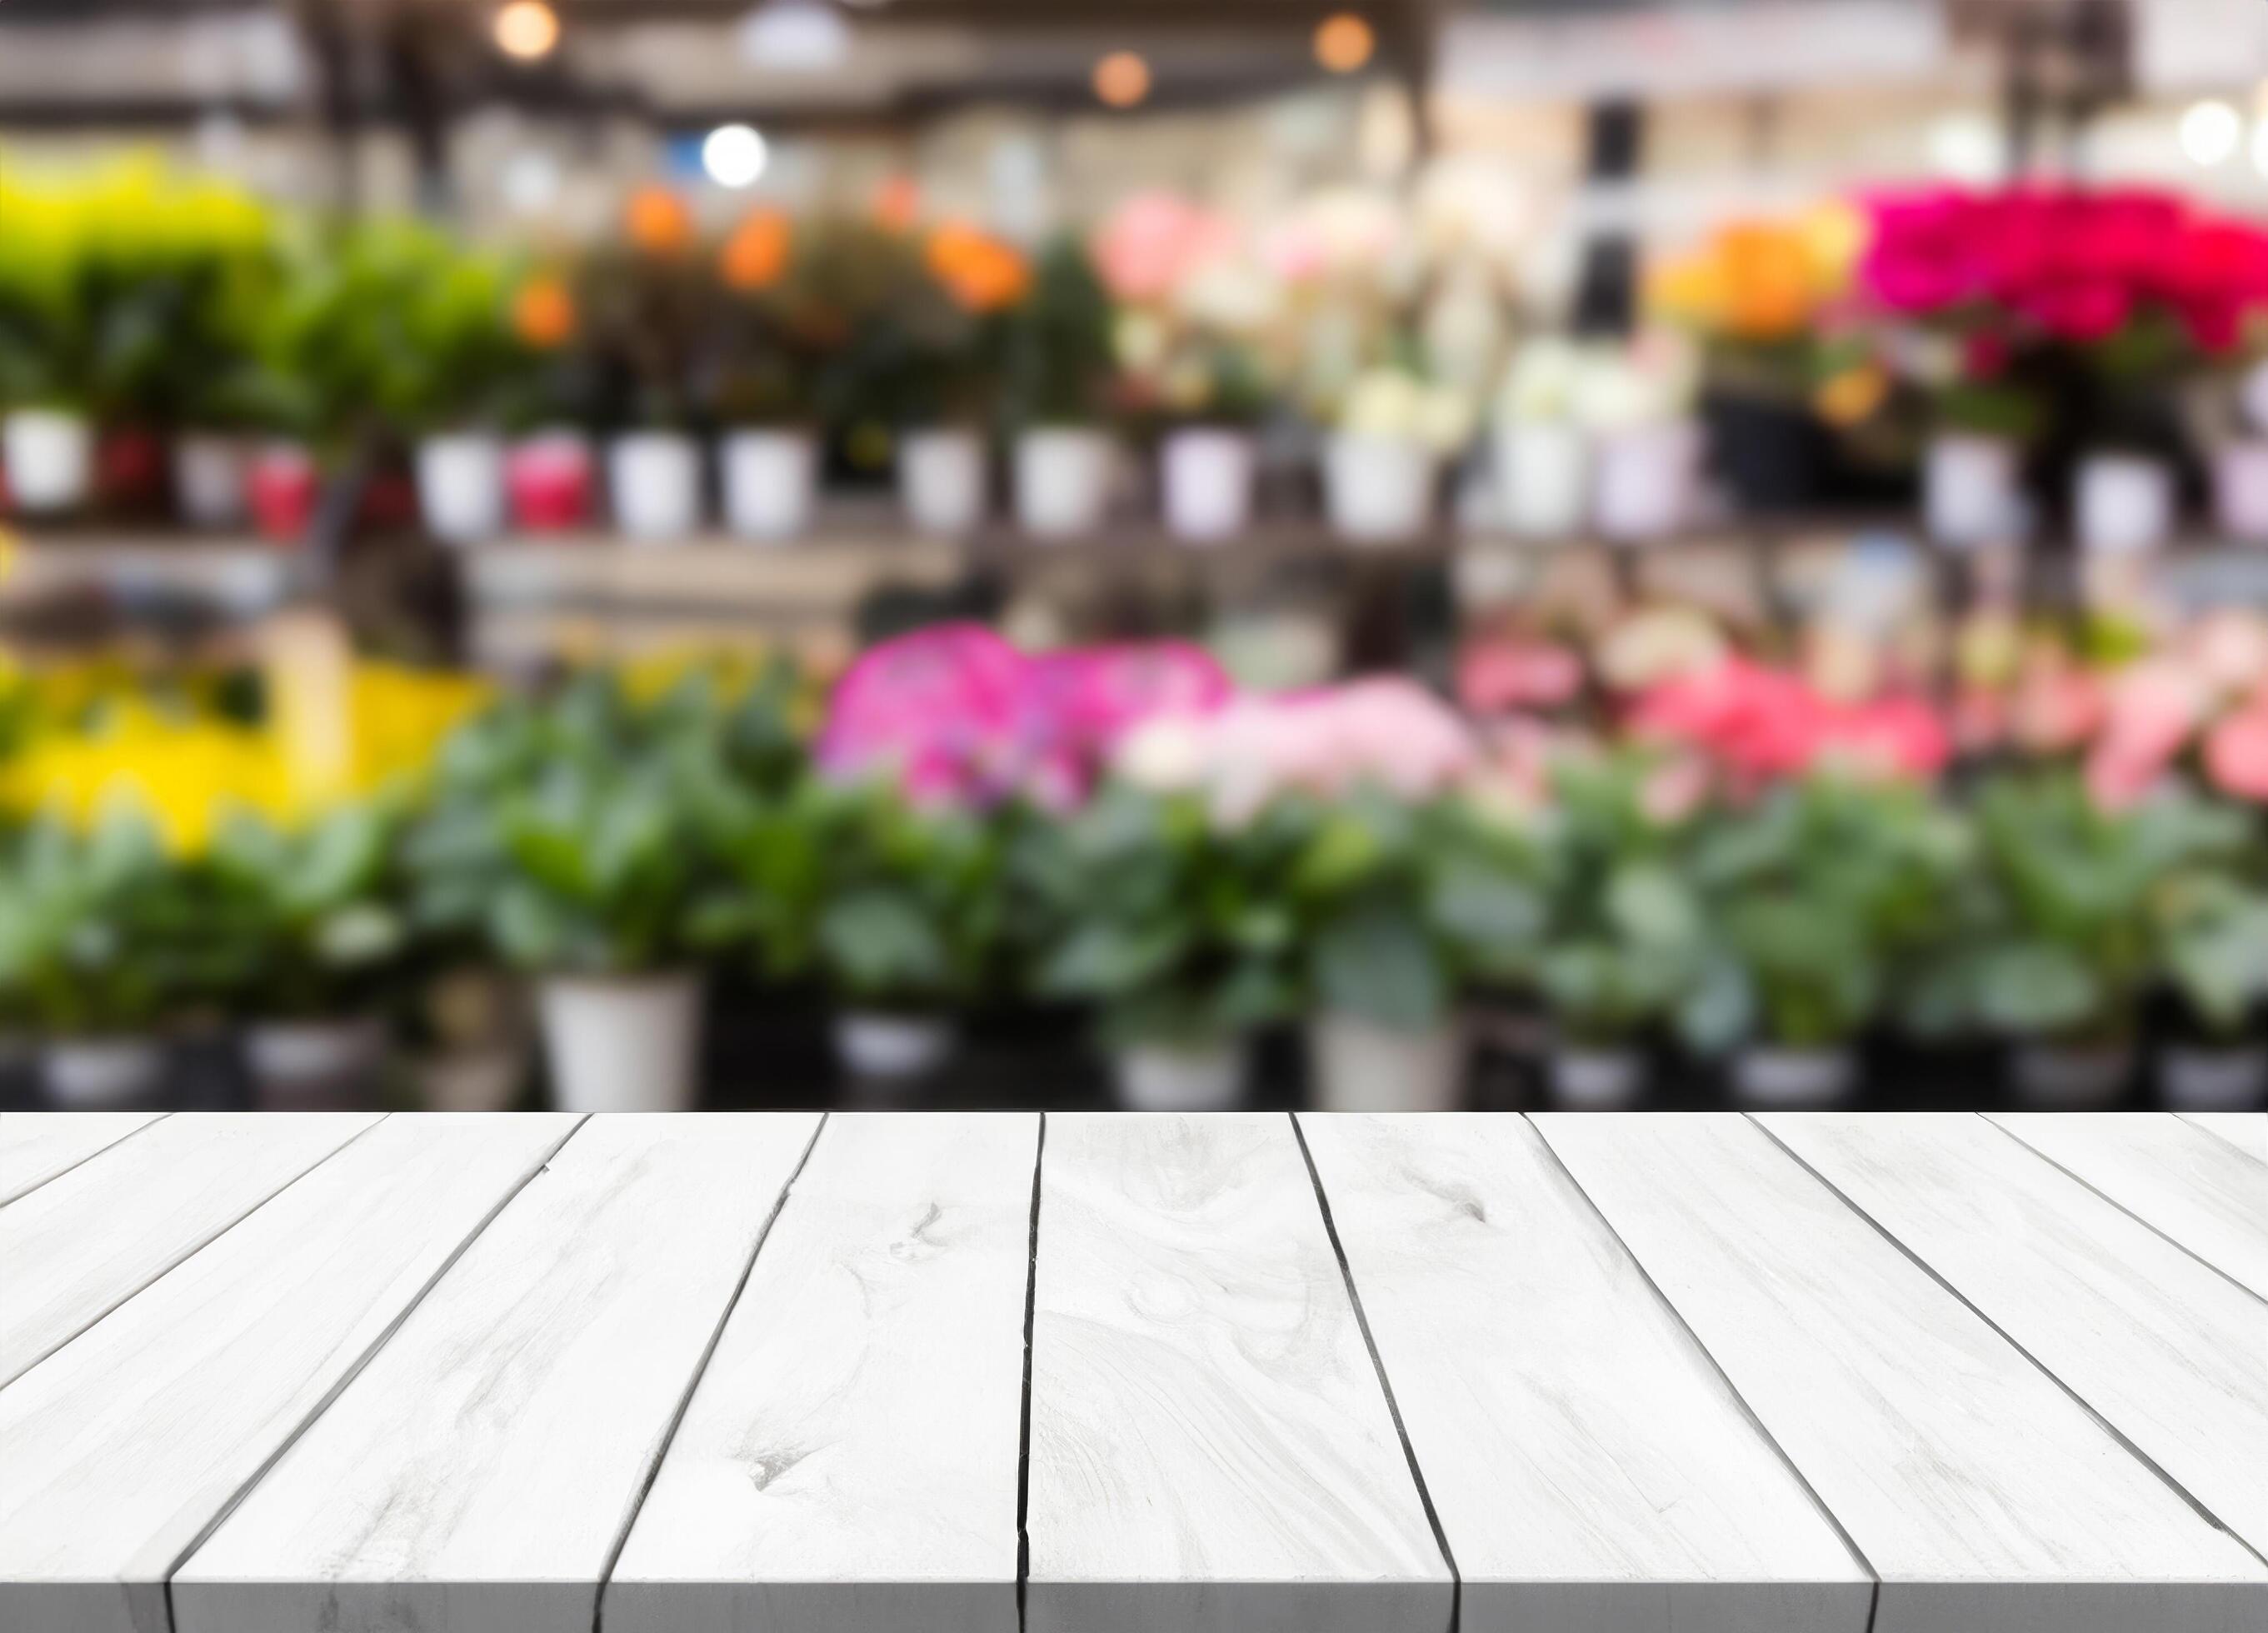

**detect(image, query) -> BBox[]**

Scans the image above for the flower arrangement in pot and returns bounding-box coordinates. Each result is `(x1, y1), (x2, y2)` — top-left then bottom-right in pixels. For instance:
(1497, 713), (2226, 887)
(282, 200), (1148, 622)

(385, 234), (533, 547)
(827, 214), (1027, 535)
(2148, 861), (2268, 1112)
(1092, 192), (1282, 544)
(1646, 206), (1862, 514)
(998, 235), (1122, 539)
(577, 187), (715, 542)
(204, 801), (412, 1109)
(407, 672), (723, 1112)
(1677, 769), (1974, 1109)
(1859, 187), (2268, 557)
(1959, 771), (2256, 1109)
(0, 809), (236, 1109)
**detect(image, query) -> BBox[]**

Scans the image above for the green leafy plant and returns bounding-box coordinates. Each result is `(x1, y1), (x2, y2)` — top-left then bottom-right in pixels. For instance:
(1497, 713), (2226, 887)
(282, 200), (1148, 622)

(2151, 866), (2268, 1045)
(204, 802), (412, 1020)
(997, 236), (1118, 430)
(1956, 773), (2257, 1047)
(1679, 772), (1973, 1054)
(1015, 783), (1310, 1050)
(1529, 753), (1715, 1048)
(0, 811), (245, 1036)
(574, 243), (716, 432)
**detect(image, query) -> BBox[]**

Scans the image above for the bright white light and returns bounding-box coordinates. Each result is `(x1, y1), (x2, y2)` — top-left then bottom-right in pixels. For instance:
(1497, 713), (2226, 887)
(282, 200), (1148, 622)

(1928, 114), (2001, 184)
(2180, 100), (2241, 167)
(739, 2), (852, 72)
(702, 123), (770, 189)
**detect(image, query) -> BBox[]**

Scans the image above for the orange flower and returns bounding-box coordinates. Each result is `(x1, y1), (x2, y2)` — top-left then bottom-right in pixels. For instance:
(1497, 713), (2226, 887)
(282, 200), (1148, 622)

(625, 186), (694, 255)
(871, 175), (921, 234)
(925, 222), (1030, 313)
(1715, 222), (1815, 341)
(720, 209), (794, 292)
(512, 277), (576, 349)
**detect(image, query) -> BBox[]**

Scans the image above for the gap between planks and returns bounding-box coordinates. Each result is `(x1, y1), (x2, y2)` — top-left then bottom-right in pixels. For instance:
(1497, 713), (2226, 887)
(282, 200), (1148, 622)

(0, 1110), (172, 1208)
(1746, 1112), (2268, 1575)
(1014, 1111), (1048, 1633)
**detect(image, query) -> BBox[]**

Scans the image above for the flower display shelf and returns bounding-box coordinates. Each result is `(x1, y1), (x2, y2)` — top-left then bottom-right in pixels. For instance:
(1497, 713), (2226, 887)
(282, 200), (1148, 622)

(2, 1110), (2262, 1633)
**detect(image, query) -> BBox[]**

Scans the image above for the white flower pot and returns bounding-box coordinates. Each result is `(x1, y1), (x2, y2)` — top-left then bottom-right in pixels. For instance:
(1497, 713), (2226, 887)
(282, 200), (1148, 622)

(1593, 421), (1701, 544)
(2159, 1046), (2266, 1112)
(1015, 427), (1115, 539)
(1731, 1046), (1859, 1111)
(4, 408), (94, 512)
(1324, 433), (1436, 544)
(2212, 441), (2268, 544)
(1115, 1039), (1248, 1112)
(721, 427), (817, 542)
(245, 1017), (387, 1110)
(416, 431), (507, 546)
(608, 432), (704, 543)
(833, 1011), (958, 1082)
(1549, 1047), (1649, 1111)
(2012, 1043), (2133, 1110)
(1160, 427), (1256, 543)
(1493, 420), (1589, 540)
(1308, 1013), (1466, 1113)
(2076, 453), (2175, 559)
(1926, 432), (2022, 550)
(898, 427), (987, 536)
(172, 433), (249, 527)
(538, 972), (703, 1112)
(44, 1037), (167, 1110)
(416, 1046), (527, 1113)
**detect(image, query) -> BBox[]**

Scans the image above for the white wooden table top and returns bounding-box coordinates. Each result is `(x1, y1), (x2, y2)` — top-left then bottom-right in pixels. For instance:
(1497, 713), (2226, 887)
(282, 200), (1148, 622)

(1, 1111), (2262, 1633)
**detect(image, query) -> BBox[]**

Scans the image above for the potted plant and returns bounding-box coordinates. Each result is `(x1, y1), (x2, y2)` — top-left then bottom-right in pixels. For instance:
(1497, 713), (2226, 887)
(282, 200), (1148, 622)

(1320, 364), (1472, 545)
(1491, 337), (1592, 540)
(1576, 331), (1704, 546)
(703, 208), (832, 542)
(1528, 752), (1713, 1109)
(1000, 236), (1121, 539)
(1019, 781), (1307, 1110)
(2147, 851), (2268, 1111)
(387, 234), (531, 547)
(206, 802), (410, 1108)
(580, 188), (712, 543)
(1964, 772), (2253, 1107)
(0, 811), (229, 1108)
(1092, 193), (1281, 544)
(0, 162), (107, 512)
(1681, 772), (1972, 1108)
(408, 673), (719, 1111)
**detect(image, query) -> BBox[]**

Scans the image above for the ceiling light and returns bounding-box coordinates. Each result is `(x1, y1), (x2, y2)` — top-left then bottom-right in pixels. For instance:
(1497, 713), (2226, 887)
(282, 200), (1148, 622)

(2180, 100), (2241, 167)
(1314, 14), (1376, 75)
(1093, 51), (1151, 110)
(703, 123), (770, 190)
(740, 2), (852, 72)
(493, 1), (560, 62)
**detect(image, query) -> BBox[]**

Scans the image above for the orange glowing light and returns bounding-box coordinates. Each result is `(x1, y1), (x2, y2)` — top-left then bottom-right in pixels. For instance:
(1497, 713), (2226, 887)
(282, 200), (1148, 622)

(1315, 13), (1376, 74)
(1093, 51), (1151, 110)
(493, 1), (561, 62)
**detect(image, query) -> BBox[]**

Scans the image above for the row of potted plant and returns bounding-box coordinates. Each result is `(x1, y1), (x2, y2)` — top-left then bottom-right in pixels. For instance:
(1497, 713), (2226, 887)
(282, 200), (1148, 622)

(6, 620), (2266, 1116)
(12, 159), (2262, 554)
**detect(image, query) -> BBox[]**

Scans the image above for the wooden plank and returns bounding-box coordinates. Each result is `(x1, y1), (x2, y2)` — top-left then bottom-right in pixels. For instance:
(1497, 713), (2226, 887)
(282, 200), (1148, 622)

(0, 1111), (579, 1633)
(2176, 1113), (2266, 1165)
(606, 1112), (1039, 1633)
(1534, 1113), (2268, 1633)
(1989, 1113), (2268, 1301)
(1023, 1111), (1451, 1633)
(0, 1111), (383, 1387)
(172, 1111), (822, 1633)
(1297, 1114), (1874, 1633)
(1760, 1112), (2268, 1556)
(0, 1111), (166, 1206)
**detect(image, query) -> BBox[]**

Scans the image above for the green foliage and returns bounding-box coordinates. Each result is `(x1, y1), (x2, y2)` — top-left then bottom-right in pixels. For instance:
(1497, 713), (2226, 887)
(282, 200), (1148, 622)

(574, 243), (716, 432)
(1014, 784), (1310, 1049)
(0, 812), (247, 1035)
(1681, 772), (1974, 1052)
(998, 237), (1118, 430)
(204, 802), (412, 1020)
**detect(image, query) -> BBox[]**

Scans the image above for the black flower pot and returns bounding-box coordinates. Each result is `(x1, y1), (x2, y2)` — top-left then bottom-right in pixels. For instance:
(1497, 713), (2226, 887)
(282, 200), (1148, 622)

(1706, 392), (1827, 514)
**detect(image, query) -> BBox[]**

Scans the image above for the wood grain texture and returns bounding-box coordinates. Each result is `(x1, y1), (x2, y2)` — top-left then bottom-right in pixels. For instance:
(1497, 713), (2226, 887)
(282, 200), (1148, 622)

(1761, 1113), (2268, 1556)
(1534, 1113), (2268, 1633)
(1023, 1112), (1451, 1633)
(172, 1111), (822, 1633)
(0, 1112), (579, 1633)
(0, 1111), (382, 1387)
(2179, 1114), (2266, 1163)
(606, 1113), (1040, 1633)
(0, 1111), (166, 1206)
(1296, 1114), (1873, 1633)
(1989, 1113), (2268, 1301)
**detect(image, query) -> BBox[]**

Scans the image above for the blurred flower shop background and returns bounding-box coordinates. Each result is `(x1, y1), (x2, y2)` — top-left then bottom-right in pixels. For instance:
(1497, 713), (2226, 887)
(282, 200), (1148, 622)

(2, 0), (2267, 1116)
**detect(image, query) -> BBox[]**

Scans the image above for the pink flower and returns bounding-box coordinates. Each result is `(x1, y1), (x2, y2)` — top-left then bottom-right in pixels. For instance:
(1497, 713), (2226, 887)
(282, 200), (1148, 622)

(2205, 707), (2268, 803)
(2010, 665), (2106, 757)
(2096, 658), (2207, 770)
(1092, 192), (1236, 303)
(1458, 638), (1584, 714)
(820, 623), (1028, 798)
(1640, 755), (1712, 826)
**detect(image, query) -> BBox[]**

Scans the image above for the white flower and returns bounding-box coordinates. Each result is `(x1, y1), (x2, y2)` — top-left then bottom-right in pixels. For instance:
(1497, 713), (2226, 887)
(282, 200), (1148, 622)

(1496, 337), (1585, 425)
(1114, 716), (1209, 794)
